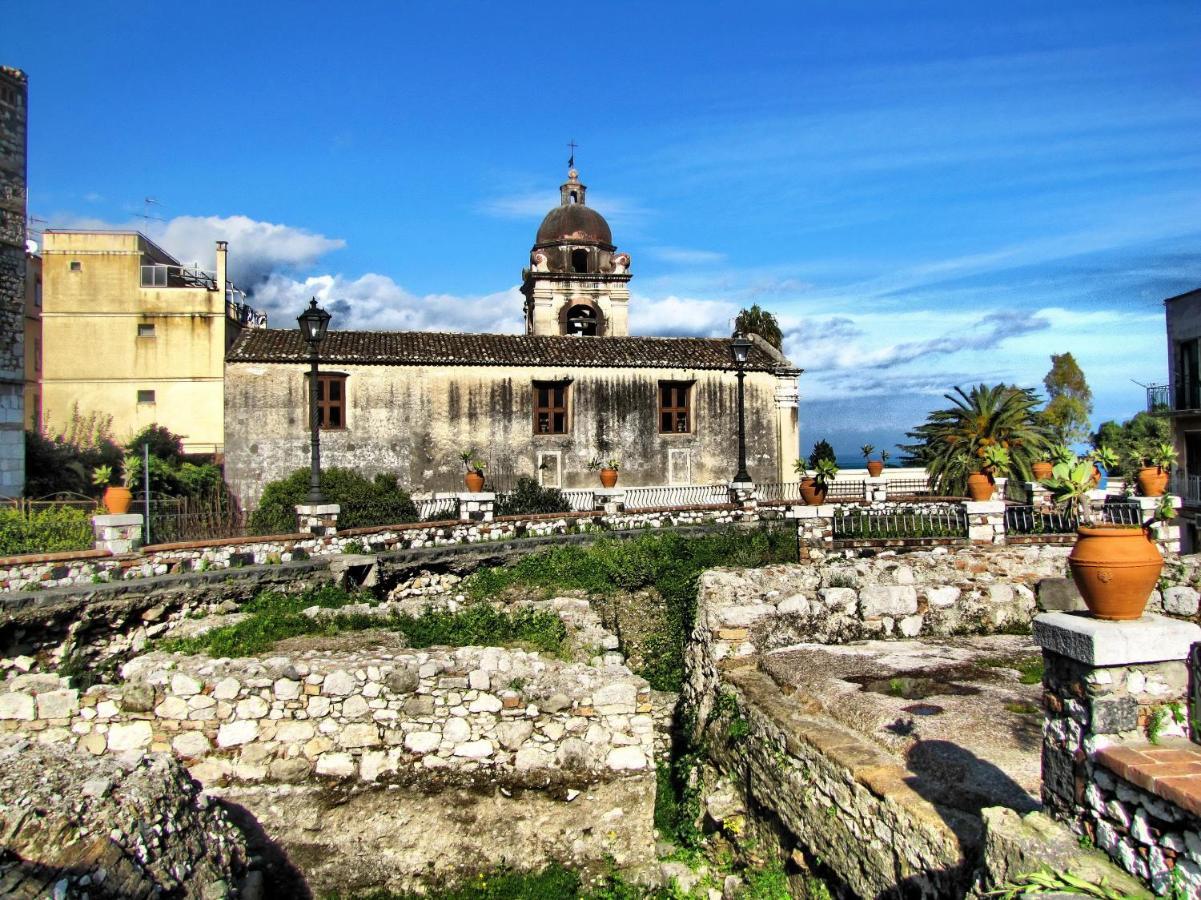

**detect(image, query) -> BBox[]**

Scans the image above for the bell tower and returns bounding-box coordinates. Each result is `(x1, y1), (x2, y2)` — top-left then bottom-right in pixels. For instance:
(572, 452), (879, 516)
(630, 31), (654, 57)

(521, 168), (631, 337)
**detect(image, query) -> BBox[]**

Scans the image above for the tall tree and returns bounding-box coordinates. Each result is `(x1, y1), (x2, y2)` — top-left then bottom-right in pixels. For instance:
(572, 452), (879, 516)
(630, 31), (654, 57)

(899, 383), (1052, 496)
(1041, 353), (1093, 445)
(734, 304), (783, 350)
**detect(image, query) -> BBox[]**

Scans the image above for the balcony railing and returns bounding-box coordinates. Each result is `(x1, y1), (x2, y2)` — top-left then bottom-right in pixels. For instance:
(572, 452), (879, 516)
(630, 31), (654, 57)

(1147, 383), (1170, 413)
(139, 263), (217, 290)
(1171, 471), (1201, 506)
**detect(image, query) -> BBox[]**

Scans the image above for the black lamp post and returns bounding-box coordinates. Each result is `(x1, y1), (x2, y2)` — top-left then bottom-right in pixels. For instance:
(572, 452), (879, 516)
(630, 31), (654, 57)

(730, 333), (753, 484)
(298, 297), (332, 504)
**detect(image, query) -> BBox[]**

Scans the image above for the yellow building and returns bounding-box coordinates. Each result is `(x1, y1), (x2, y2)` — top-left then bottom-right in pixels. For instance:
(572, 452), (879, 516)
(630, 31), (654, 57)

(40, 230), (264, 454)
(23, 246), (39, 430)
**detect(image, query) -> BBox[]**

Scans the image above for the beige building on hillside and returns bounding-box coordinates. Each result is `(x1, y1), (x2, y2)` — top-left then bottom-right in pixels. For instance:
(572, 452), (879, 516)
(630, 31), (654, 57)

(23, 246), (39, 430)
(40, 230), (264, 453)
(224, 168), (802, 508)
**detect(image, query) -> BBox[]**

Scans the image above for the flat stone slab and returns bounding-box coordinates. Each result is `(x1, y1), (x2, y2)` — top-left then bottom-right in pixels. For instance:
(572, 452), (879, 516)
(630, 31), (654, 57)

(1033, 612), (1201, 666)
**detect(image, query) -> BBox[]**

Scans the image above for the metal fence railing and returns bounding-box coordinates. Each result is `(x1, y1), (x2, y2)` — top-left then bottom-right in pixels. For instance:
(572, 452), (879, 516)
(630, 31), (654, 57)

(1100, 500), (1144, 526)
(624, 484), (729, 509)
(824, 480), (866, 501)
(1004, 504), (1078, 535)
(832, 506), (968, 540)
(886, 477), (932, 496)
(137, 493), (247, 544)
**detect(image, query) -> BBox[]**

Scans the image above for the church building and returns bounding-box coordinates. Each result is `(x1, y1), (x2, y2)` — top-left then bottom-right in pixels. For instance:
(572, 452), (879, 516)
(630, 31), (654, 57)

(223, 169), (801, 509)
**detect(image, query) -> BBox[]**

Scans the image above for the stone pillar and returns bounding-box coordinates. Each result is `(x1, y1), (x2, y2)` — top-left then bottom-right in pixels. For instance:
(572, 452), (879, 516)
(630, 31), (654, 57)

(993, 476), (1008, 502)
(794, 504), (833, 554)
(92, 513), (143, 554)
(592, 488), (624, 514)
(1135, 495), (1182, 555)
(728, 481), (757, 510)
(865, 477), (887, 504)
(963, 500), (1006, 544)
(1033, 613), (1201, 859)
(295, 503), (340, 536)
(1025, 481), (1051, 511)
(457, 492), (494, 523)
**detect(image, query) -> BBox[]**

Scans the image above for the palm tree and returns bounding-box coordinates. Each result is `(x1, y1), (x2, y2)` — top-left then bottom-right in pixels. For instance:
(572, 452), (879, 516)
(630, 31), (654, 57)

(734, 304), (783, 350)
(899, 384), (1052, 496)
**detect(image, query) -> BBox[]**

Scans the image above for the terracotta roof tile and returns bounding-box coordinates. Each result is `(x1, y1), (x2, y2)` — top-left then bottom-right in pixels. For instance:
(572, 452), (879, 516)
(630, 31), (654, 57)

(228, 329), (790, 372)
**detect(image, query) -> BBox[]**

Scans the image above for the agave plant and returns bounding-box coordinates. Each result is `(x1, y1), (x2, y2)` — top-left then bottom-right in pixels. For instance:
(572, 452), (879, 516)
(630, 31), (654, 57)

(901, 384), (1052, 497)
(812, 458), (839, 488)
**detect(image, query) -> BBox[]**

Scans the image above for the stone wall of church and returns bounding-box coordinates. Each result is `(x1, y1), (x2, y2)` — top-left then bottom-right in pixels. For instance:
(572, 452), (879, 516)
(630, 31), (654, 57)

(224, 361), (786, 509)
(0, 69), (26, 498)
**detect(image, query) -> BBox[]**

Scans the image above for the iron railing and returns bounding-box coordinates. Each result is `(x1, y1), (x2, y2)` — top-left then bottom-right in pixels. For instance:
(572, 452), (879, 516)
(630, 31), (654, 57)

(139, 263), (217, 290)
(624, 484), (729, 509)
(1004, 504), (1078, 535)
(832, 506), (968, 540)
(1100, 500), (1144, 526)
(136, 492), (247, 544)
(886, 477), (931, 496)
(1146, 383), (1170, 413)
(825, 480), (866, 501)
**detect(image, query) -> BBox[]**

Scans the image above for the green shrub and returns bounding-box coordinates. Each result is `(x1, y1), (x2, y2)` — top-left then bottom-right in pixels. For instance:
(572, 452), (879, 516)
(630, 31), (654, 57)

(0, 506), (94, 555)
(249, 468), (418, 534)
(494, 476), (572, 517)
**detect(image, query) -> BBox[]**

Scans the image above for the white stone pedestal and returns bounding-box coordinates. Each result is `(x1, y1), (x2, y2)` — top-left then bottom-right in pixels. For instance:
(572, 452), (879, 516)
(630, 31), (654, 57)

(92, 513), (143, 554)
(864, 477), (887, 503)
(296, 503), (340, 536)
(728, 481), (756, 508)
(962, 500), (1006, 544)
(457, 492), (495, 522)
(593, 488), (625, 514)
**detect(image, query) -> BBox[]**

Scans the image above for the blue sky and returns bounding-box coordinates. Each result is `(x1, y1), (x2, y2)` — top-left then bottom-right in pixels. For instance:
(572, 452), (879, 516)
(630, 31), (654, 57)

(6, 1), (1199, 458)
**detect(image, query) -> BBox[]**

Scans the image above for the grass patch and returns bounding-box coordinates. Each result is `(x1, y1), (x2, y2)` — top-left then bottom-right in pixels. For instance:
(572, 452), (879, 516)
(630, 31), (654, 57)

(322, 862), (684, 899)
(160, 585), (566, 657)
(983, 655), (1044, 685)
(1003, 701), (1040, 716)
(464, 528), (797, 691)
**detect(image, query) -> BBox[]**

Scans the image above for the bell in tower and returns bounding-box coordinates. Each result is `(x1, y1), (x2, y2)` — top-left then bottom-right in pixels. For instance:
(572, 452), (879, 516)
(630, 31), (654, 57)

(521, 167), (632, 337)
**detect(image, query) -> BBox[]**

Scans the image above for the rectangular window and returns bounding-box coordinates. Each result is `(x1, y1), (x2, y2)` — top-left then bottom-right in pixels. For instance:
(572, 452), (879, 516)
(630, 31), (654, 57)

(34, 279), (41, 307)
(537, 451), (562, 488)
(137, 389), (155, 404)
(533, 382), (568, 434)
(659, 381), (691, 433)
(315, 373), (347, 430)
(1179, 339), (1201, 411)
(140, 265), (168, 287)
(33, 339), (40, 373)
(137, 323), (156, 338)
(69, 260), (81, 272)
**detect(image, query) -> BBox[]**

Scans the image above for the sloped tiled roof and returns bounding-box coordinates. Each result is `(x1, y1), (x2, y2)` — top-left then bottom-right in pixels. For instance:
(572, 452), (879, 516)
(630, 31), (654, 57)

(228, 330), (792, 372)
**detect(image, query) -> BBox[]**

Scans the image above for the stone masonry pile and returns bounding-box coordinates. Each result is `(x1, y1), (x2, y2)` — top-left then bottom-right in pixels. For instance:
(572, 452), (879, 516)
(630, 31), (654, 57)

(0, 739), (253, 900)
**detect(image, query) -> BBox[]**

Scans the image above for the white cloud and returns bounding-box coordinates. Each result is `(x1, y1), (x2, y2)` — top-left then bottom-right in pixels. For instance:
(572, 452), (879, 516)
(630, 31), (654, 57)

(250, 271), (524, 334)
(645, 246), (727, 265)
(628, 293), (739, 338)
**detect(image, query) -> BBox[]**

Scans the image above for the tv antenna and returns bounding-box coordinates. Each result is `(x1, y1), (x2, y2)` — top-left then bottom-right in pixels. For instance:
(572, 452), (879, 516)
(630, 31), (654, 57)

(137, 197), (164, 228)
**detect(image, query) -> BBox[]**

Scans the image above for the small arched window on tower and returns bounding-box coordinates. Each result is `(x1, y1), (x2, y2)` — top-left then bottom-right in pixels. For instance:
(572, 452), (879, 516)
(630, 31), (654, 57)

(569, 191), (578, 204)
(566, 304), (598, 336)
(570, 249), (589, 273)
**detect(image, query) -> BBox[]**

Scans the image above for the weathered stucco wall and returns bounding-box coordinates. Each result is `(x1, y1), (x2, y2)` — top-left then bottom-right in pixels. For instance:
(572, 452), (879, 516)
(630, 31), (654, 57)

(225, 360), (791, 507)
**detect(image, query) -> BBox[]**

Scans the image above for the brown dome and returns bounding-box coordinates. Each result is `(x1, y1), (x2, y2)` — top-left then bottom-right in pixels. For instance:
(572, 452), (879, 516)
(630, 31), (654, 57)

(535, 203), (613, 248)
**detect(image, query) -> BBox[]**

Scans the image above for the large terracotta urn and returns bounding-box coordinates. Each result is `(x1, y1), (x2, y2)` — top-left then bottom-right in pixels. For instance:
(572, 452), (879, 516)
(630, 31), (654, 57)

(966, 473), (994, 501)
(1137, 466), (1169, 497)
(1068, 525), (1163, 621)
(599, 468), (618, 488)
(464, 472), (485, 493)
(1032, 461), (1053, 481)
(103, 486), (132, 515)
(799, 477), (826, 506)
(866, 460), (884, 477)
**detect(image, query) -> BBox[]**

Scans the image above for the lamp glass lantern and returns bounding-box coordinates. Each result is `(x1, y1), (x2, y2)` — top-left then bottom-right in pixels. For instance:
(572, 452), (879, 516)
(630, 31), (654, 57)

(730, 333), (753, 366)
(298, 298), (332, 349)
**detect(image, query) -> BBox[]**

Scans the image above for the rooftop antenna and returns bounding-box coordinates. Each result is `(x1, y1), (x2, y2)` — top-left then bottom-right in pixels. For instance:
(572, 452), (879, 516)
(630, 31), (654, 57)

(137, 197), (164, 230)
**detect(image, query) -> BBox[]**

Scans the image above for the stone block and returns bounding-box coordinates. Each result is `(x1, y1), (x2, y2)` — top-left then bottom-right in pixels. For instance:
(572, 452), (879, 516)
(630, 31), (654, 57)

(1090, 695), (1138, 734)
(859, 585), (918, 618)
(0, 691), (35, 720)
(1037, 578), (1086, 613)
(107, 721), (153, 751)
(216, 720), (258, 748)
(1163, 586), (1200, 617)
(1034, 613), (1201, 666)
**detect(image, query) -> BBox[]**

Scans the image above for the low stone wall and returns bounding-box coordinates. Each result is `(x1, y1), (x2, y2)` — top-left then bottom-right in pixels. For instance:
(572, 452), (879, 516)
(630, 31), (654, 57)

(0, 504), (752, 594)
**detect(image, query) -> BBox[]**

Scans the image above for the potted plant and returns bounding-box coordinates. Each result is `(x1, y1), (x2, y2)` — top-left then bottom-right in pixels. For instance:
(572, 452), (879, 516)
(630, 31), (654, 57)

(794, 459), (818, 505)
(588, 456), (620, 488)
(880, 449), (891, 469)
(982, 445), (1010, 499)
(1046, 452), (1166, 621)
(1088, 446), (1119, 491)
(460, 450), (486, 493)
(93, 459), (134, 514)
(1135, 441), (1176, 497)
(810, 458), (839, 505)
(862, 444), (883, 478)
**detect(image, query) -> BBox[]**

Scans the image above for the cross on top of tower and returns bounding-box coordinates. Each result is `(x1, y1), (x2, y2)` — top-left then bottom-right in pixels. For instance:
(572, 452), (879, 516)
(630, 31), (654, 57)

(567, 139), (578, 170)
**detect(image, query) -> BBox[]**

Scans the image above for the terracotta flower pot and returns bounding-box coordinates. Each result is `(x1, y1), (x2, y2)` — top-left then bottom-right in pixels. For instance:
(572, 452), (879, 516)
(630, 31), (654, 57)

(464, 472), (485, 493)
(866, 460), (884, 477)
(966, 473), (994, 501)
(1069, 525), (1163, 621)
(599, 468), (618, 488)
(102, 486), (132, 515)
(1137, 466), (1169, 497)
(1032, 461), (1053, 480)
(799, 477), (826, 506)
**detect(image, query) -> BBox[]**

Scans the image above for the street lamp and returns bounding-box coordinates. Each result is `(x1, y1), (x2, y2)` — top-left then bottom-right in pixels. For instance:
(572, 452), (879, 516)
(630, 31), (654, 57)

(730, 333), (753, 484)
(298, 297), (332, 504)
